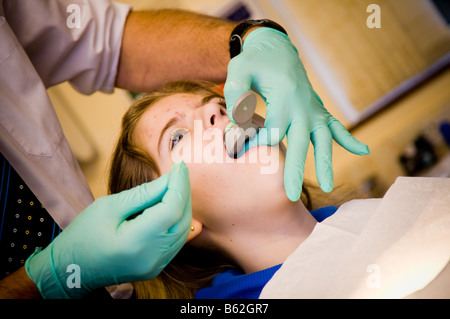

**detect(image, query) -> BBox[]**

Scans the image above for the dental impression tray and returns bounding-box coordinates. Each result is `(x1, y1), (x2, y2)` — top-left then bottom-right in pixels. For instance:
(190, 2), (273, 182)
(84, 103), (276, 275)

(224, 91), (260, 157)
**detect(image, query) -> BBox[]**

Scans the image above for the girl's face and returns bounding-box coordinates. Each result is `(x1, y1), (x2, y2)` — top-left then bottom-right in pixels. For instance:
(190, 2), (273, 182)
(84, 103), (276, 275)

(134, 93), (287, 237)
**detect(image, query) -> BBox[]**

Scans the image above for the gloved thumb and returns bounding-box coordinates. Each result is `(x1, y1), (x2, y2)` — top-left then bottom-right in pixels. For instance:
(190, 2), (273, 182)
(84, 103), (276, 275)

(106, 173), (170, 222)
(223, 58), (252, 122)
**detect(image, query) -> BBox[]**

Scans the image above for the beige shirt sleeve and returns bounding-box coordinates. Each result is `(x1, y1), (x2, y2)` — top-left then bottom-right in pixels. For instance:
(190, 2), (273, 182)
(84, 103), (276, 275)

(2, 0), (131, 94)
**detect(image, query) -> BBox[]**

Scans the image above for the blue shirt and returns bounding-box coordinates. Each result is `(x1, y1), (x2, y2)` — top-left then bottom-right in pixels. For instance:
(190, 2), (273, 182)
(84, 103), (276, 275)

(195, 206), (338, 299)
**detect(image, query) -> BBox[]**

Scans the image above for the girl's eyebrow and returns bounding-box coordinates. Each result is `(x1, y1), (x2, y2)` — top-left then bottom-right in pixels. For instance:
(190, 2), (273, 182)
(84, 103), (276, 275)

(158, 116), (180, 155)
(201, 94), (223, 105)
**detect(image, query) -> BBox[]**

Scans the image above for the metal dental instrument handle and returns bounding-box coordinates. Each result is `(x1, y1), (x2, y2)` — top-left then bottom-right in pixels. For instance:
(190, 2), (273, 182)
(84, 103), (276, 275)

(224, 91), (260, 157)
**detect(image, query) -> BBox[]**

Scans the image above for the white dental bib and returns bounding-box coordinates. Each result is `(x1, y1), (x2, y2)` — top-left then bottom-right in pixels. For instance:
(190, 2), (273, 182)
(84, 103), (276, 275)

(260, 177), (450, 298)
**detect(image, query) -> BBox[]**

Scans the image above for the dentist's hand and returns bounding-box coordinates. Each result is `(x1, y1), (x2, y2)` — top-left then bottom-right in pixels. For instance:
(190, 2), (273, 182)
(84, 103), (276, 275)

(25, 161), (191, 298)
(224, 28), (369, 201)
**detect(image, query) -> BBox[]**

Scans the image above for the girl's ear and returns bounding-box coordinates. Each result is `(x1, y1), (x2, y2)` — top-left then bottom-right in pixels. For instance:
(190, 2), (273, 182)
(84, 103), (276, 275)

(186, 218), (203, 243)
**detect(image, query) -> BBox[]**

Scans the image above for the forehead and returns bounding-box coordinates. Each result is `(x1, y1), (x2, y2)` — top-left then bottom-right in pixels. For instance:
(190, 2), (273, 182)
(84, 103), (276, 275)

(134, 93), (201, 149)
(140, 93), (200, 123)
(137, 91), (223, 129)
(153, 93), (202, 112)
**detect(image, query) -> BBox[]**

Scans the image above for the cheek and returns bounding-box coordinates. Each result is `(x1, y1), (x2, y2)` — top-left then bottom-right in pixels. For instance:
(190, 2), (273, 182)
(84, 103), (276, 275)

(157, 154), (174, 176)
(167, 142), (286, 226)
(186, 162), (249, 228)
(186, 145), (286, 203)
(188, 164), (226, 204)
(170, 134), (194, 164)
(157, 136), (193, 175)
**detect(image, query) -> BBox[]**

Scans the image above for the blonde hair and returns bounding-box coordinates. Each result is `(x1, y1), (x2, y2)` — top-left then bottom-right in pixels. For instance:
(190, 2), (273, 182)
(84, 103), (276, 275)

(108, 80), (316, 298)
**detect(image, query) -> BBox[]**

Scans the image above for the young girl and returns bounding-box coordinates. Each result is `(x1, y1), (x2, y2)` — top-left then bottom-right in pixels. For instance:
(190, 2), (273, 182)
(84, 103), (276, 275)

(108, 80), (343, 298)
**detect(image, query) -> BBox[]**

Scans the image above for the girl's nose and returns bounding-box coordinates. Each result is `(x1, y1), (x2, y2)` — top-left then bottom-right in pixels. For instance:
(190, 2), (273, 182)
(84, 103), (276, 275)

(196, 102), (227, 129)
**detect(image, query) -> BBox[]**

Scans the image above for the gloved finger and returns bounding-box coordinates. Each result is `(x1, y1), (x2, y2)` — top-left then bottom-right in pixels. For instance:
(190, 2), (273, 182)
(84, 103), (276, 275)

(108, 173), (170, 221)
(126, 172), (191, 280)
(168, 184), (192, 237)
(164, 197), (192, 265)
(234, 127), (270, 159)
(151, 195), (192, 275)
(244, 127), (270, 152)
(236, 94), (290, 157)
(284, 123), (310, 201)
(328, 119), (370, 155)
(223, 59), (252, 122)
(263, 111), (289, 146)
(312, 89), (324, 106)
(132, 161), (191, 236)
(153, 221), (191, 277)
(236, 124), (283, 158)
(311, 126), (334, 193)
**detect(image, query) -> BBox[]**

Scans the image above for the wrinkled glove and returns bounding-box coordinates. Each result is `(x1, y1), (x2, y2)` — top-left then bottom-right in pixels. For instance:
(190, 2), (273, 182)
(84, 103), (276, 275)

(25, 161), (191, 298)
(224, 28), (369, 201)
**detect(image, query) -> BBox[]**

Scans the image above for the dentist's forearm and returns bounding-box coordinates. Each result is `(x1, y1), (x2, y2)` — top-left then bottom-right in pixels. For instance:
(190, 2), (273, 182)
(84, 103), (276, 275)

(116, 9), (237, 92)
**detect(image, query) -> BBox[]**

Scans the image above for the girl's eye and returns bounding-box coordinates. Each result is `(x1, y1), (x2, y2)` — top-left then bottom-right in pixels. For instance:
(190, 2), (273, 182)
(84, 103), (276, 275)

(218, 98), (226, 108)
(170, 128), (189, 150)
(218, 99), (227, 115)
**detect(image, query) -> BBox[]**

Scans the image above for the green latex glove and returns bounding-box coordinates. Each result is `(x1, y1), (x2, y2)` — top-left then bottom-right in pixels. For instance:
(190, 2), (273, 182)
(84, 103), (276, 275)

(224, 28), (369, 201)
(25, 161), (191, 298)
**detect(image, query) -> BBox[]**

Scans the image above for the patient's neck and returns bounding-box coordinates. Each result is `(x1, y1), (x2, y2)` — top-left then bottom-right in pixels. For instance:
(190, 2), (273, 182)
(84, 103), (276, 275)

(221, 198), (317, 274)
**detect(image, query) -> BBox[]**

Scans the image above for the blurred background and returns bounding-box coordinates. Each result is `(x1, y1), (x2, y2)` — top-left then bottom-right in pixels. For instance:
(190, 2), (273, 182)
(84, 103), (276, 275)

(47, 0), (450, 200)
